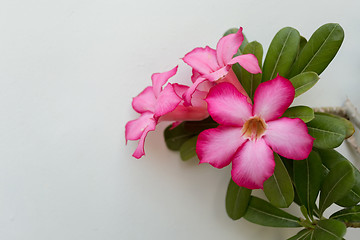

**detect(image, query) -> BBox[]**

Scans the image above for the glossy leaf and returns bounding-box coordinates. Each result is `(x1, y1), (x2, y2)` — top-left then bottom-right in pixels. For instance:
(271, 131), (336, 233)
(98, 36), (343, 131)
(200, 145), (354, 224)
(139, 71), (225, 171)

(324, 113), (355, 139)
(316, 148), (360, 207)
(289, 23), (344, 77)
(306, 112), (346, 149)
(313, 219), (346, 240)
(244, 196), (301, 227)
(179, 136), (198, 161)
(225, 179), (252, 220)
(262, 27), (300, 82)
(164, 118), (217, 151)
(289, 72), (319, 97)
(164, 123), (195, 150)
(319, 161), (355, 215)
(330, 205), (360, 223)
(293, 151), (323, 215)
(282, 106), (314, 123)
(287, 229), (312, 240)
(240, 41), (263, 99)
(263, 153), (294, 208)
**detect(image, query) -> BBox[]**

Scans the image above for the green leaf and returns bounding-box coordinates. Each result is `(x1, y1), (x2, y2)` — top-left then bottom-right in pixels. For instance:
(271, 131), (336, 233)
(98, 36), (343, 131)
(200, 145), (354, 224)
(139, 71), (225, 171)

(179, 136), (198, 161)
(316, 148), (360, 207)
(164, 118), (217, 151)
(240, 41), (263, 99)
(289, 72), (320, 97)
(319, 161), (355, 215)
(262, 27), (300, 82)
(289, 23), (344, 77)
(306, 112), (346, 149)
(293, 151), (323, 215)
(287, 229), (312, 240)
(244, 196), (301, 227)
(330, 205), (360, 223)
(299, 36), (307, 53)
(164, 123), (195, 151)
(313, 219), (346, 240)
(320, 113), (355, 139)
(263, 153), (294, 208)
(223, 28), (238, 36)
(225, 179), (252, 220)
(283, 106), (314, 123)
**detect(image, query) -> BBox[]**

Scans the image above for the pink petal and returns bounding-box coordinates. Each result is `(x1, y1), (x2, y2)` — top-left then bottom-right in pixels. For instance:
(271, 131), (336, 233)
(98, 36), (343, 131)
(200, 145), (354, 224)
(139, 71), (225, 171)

(132, 119), (157, 159)
(231, 138), (275, 189)
(182, 77), (207, 106)
(216, 27), (244, 67)
(191, 69), (201, 83)
(159, 104), (209, 122)
(125, 112), (155, 141)
(206, 82), (252, 127)
(217, 68), (251, 103)
(154, 84), (182, 119)
(197, 126), (246, 168)
(253, 75), (295, 121)
(151, 66), (178, 98)
(183, 46), (220, 75)
(263, 117), (314, 160)
(228, 54), (262, 74)
(132, 86), (156, 114)
(203, 66), (230, 82)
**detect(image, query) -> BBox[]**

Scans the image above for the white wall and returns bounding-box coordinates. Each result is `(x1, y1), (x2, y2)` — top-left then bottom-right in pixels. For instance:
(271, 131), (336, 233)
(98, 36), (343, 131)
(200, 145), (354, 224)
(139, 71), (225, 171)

(0, 0), (359, 239)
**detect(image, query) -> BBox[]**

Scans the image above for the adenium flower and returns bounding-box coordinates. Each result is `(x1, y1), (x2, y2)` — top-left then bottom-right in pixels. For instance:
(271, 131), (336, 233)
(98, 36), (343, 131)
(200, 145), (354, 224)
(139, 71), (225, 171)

(196, 76), (314, 189)
(182, 27), (262, 105)
(126, 67), (209, 159)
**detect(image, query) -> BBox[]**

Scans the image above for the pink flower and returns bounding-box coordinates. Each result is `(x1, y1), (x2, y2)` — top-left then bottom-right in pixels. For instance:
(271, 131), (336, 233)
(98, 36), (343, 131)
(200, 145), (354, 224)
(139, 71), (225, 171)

(126, 67), (209, 159)
(196, 76), (314, 189)
(182, 27), (262, 105)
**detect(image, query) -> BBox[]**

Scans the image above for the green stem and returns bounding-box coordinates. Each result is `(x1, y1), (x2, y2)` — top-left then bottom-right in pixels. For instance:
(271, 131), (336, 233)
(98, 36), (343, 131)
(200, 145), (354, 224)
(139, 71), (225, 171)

(345, 222), (360, 228)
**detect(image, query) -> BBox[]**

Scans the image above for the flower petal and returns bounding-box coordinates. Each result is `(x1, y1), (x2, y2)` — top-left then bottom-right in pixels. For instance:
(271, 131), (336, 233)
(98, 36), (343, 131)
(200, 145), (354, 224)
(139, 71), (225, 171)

(206, 82), (252, 127)
(183, 46), (220, 75)
(132, 86), (156, 113)
(253, 75), (295, 121)
(197, 126), (246, 168)
(203, 66), (230, 82)
(216, 27), (244, 67)
(216, 68), (251, 103)
(154, 84), (182, 119)
(228, 54), (262, 74)
(159, 104), (209, 122)
(263, 117), (314, 160)
(125, 112), (155, 141)
(182, 77), (207, 106)
(151, 66), (178, 98)
(231, 139), (275, 189)
(132, 119), (157, 159)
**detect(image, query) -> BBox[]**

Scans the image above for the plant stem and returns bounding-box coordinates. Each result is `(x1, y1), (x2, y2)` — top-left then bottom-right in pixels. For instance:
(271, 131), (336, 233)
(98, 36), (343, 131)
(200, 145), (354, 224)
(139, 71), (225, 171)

(345, 222), (360, 228)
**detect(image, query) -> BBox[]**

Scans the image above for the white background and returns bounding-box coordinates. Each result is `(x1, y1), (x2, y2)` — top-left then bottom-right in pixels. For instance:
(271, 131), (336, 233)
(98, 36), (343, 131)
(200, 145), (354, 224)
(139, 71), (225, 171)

(0, 0), (360, 239)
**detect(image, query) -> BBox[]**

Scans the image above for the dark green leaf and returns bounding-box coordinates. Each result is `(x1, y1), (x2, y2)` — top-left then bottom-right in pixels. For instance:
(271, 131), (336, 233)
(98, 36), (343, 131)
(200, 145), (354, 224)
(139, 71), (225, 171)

(244, 196), (301, 227)
(319, 113), (355, 139)
(164, 123), (195, 151)
(262, 27), (300, 82)
(283, 106), (314, 123)
(299, 36), (307, 53)
(287, 229), (312, 240)
(316, 148), (360, 207)
(289, 72), (320, 97)
(225, 179), (252, 220)
(330, 205), (360, 223)
(240, 41), (263, 99)
(313, 219), (346, 240)
(306, 112), (346, 149)
(293, 151), (323, 215)
(319, 161), (355, 215)
(164, 118), (217, 151)
(179, 136), (198, 161)
(289, 23), (344, 77)
(263, 153), (294, 208)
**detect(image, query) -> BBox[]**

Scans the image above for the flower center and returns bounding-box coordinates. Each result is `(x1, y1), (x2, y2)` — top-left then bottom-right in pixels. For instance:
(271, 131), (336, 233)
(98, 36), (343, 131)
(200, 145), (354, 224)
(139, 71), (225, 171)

(241, 116), (267, 141)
